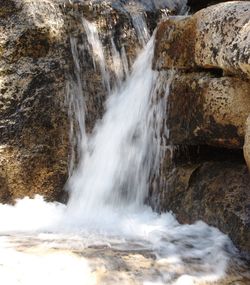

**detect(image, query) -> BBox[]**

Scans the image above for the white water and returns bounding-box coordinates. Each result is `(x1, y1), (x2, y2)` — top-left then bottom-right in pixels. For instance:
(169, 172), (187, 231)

(0, 9), (235, 285)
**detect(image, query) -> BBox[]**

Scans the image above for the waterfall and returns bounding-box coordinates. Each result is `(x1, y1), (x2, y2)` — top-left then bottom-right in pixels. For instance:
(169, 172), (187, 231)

(66, 36), (160, 216)
(0, 3), (239, 285)
(61, 17), (232, 283)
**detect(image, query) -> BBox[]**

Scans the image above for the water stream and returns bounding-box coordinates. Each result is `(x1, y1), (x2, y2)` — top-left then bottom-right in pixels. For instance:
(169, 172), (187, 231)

(0, 3), (246, 285)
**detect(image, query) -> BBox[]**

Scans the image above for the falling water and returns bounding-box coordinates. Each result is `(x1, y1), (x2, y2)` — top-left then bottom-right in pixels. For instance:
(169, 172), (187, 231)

(67, 37), (157, 214)
(0, 3), (244, 285)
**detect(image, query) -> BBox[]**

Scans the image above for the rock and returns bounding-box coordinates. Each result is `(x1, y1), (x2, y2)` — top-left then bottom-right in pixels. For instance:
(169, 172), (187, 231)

(167, 72), (250, 148)
(0, 0), (20, 18)
(156, 161), (250, 258)
(154, 16), (197, 70)
(154, 1), (250, 79)
(243, 116), (250, 170)
(0, 0), (169, 203)
(63, 0), (172, 133)
(152, 1), (250, 259)
(0, 0), (69, 203)
(1, 238), (250, 285)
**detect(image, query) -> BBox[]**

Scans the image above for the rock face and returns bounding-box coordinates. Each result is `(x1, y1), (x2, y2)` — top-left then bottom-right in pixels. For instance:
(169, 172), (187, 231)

(168, 73), (250, 148)
(154, 1), (250, 79)
(152, 1), (250, 258)
(0, 0), (69, 203)
(155, 160), (250, 258)
(0, 0), (171, 203)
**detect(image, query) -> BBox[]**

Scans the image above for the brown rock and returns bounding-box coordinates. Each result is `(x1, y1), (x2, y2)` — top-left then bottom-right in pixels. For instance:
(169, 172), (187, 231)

(154, 1), (250, 79)
(167, 72), (250, 148)
(0, 0), (169, 203)
(0, 0), (69, 203)
(0, 0), (20, 18)
(154, 16), (197, 70)
(157, 161), (250, 258)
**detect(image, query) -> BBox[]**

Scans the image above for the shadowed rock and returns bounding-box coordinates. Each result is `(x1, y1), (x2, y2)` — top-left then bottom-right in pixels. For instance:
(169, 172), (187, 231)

(155, 161), (250, 258)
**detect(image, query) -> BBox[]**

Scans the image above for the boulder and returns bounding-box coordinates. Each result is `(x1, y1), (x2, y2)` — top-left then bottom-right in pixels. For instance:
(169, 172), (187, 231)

(167, 72), (250, 148)
(154, 1), (250, 79)
(152, 1), (250, 259)
(156, 161), (250, 258)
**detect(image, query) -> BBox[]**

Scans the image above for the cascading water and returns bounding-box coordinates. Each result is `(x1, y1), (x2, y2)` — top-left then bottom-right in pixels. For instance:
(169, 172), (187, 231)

(0, 2), (243, 285)
(67, 36), (157, 215)
(61, 22), (232, 283)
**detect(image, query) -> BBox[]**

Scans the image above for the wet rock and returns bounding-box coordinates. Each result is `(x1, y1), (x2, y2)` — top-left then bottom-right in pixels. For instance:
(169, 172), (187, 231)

(157, 161), (250, 258)
(167, 72), (250, 148)
(63, 0), (172, 133)
(0, 0), (20, 18)
(154, 16), (197, 70)
(0, 0), (170, 203)
(1, 235), (250, 285)
(152, 1), (250, 259)
(154, 1), (250, 79)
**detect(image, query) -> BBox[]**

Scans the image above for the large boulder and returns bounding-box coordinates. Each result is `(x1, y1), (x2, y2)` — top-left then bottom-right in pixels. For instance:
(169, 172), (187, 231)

(154, 1), (250, 79)
(167, 72), (250, 148)
(156, 161), (250, 258)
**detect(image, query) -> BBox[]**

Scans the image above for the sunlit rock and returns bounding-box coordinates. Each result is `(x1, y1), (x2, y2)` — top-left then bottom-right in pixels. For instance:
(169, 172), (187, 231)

(167, 73), (250, 148)
(154, 1), (250, 79)
(0, 0), (171, 203)
(0, 0), (69, 203)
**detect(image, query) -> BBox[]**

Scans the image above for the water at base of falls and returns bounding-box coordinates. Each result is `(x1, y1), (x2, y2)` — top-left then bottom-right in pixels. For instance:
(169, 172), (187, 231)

(0, 195), (234, 285)
(0, 13), (247, 285)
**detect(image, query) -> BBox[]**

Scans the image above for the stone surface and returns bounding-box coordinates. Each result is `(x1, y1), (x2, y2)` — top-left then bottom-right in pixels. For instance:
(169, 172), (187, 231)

(167, 72), (250, 148)
(156, 161), (250, 258)
(64, 0), (174, 132)
(0, 0), (170, 203)
(0, 0), (69, 203)
(154, 1), (250, 79)
(152, 0), (250, 260)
